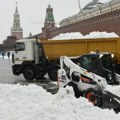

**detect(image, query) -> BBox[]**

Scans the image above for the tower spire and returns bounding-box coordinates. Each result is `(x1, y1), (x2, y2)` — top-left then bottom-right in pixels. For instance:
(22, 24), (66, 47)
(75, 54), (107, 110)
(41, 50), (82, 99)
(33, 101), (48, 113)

(44, 4), (55, 29)
(11, 2), (23, 40)
(15, 2), (18, 13)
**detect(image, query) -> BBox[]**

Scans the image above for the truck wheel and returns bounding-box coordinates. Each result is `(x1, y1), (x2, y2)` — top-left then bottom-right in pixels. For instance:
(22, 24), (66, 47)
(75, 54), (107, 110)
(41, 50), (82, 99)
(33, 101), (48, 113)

(23, 67), (36, 81)
(48, 66), (59, 81)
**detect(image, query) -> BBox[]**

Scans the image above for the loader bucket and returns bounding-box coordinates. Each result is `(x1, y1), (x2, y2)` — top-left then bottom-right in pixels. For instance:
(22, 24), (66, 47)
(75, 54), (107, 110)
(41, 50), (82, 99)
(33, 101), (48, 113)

(102, 90), (120, 113)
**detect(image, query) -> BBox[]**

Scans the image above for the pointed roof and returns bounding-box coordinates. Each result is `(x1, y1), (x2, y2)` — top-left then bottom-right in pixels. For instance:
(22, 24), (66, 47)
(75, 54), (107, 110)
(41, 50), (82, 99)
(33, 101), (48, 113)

(15, 2), (18, 14)
(48, 4), (51, 8)
(45, 4), (54, 22)
(29, 32), (32, 37)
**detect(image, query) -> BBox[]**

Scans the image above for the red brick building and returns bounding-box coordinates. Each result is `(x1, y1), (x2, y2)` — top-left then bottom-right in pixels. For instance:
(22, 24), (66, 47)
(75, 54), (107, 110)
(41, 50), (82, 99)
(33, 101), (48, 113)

(2, 3), (23, 51)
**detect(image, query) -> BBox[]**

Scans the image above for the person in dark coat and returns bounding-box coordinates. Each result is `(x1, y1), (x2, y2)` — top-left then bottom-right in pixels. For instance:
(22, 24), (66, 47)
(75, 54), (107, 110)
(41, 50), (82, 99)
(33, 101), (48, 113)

(2, 52), (4, 58)
(7, 52), (10, 58)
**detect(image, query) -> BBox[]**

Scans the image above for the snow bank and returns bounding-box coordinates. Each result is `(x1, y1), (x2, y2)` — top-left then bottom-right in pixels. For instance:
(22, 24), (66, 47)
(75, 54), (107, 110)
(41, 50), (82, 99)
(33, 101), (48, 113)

(106, 85), (120, 97)
(52, 32), (83, 40)
(84, 31), (119, 38)
(0, 84), (119, 120)
(52, 31), (119, 40)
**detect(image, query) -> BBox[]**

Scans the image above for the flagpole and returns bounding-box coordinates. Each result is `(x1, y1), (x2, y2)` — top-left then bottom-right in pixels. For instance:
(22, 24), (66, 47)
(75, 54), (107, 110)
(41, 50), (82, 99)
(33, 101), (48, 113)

(78, 0), (82, 12)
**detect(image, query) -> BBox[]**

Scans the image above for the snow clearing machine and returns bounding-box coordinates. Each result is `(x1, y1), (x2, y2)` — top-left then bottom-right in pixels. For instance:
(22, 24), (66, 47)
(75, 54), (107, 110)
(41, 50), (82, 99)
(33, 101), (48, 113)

(12, 38), (120, 81)
(58, 53), (120, 113)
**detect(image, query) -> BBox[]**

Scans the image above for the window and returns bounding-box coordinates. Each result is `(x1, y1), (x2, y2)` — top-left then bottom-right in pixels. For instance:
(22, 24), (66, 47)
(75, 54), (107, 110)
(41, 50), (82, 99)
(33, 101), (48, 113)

(81, 56), (102, 76)
(101, 55), (113, 71)
(81, 56), (90, 70)
(15, 43), (25, 51)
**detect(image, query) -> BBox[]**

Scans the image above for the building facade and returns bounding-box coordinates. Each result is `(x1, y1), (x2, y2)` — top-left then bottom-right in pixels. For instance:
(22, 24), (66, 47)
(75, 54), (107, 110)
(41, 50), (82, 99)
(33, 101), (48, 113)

(1, 3), (23, 51)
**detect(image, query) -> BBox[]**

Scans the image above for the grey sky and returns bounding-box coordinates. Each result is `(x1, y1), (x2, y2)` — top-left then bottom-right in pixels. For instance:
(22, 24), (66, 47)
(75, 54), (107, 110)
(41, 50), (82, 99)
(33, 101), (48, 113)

(0, 0), (110, 43)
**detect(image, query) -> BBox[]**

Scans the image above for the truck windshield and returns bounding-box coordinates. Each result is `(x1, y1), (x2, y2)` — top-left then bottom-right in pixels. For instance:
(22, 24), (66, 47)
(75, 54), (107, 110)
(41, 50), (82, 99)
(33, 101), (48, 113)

(15, 43), (25, 51)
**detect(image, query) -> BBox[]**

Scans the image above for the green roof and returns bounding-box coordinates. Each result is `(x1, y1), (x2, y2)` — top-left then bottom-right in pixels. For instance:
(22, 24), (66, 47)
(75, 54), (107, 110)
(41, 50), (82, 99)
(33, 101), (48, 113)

(45, 4), (54, 22)
(45, 12), (54, 22)
(48, 4), (51, 8)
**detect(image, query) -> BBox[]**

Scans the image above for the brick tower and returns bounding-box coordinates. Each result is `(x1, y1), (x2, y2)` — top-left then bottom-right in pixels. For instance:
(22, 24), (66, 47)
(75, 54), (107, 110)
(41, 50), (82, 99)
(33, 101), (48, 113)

(11, 3), (23, 40)
(44, 4), (55, 28)
(42, 4), (56, 38)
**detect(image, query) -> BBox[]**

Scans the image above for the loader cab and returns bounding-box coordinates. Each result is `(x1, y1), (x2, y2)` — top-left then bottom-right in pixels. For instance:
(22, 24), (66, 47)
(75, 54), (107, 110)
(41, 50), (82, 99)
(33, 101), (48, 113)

(100, 54), (117, 84)
(79, 53), (117, 85)
(79, 54), (102, 75)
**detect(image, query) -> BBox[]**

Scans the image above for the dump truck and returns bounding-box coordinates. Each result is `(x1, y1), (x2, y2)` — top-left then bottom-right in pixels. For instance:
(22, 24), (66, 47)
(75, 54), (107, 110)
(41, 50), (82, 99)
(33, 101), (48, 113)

(12, 37), (120, 81)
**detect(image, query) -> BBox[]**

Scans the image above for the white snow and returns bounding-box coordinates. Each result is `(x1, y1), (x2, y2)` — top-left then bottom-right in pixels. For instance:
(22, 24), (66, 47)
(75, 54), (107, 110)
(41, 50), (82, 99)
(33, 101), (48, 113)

(52, 32), (84, 40)
(0, 31), (120, 119)
(105, 85), (120, 97)
(0, 58), (120, 120)
(0, 83), (120, 120)
(52, 31), (119, 40)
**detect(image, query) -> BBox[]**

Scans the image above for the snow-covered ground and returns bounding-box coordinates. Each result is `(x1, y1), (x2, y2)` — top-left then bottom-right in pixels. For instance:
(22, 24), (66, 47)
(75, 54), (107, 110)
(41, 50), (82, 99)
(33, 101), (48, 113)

(0, 55), (25, 84)
(0, 55), (120, 120)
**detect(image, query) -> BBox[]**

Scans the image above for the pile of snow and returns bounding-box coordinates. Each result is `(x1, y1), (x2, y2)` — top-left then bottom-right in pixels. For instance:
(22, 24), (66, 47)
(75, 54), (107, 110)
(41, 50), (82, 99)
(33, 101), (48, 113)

(84, 31), (119, 38)
(52, 32), (84, 40)
(105, 85), (120, 97)
(52, 31), (119, 40)
(0, 58), (120, 119)
(0, 84), (120, 120)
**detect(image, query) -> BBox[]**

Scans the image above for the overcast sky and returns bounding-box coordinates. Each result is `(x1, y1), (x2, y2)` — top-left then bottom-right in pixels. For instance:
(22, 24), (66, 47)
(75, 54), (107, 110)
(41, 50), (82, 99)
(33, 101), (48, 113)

(0, 0), (110, 43)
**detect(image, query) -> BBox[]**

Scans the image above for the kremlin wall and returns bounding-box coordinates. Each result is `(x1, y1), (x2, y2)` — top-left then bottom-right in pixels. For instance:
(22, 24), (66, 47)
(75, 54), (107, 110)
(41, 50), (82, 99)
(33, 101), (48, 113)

(48, 8), (120, 38)
(1, 0), (120, 51)
(40, 0), (120, 39)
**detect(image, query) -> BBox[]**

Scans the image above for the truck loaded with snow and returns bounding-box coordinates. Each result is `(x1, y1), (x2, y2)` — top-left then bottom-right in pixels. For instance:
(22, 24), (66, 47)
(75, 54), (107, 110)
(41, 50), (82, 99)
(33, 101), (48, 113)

(12, 37), (120, 81)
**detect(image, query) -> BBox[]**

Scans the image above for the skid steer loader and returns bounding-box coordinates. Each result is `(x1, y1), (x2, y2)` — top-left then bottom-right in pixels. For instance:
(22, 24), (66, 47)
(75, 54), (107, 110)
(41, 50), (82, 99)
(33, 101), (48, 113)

(58, 53), (120, 113)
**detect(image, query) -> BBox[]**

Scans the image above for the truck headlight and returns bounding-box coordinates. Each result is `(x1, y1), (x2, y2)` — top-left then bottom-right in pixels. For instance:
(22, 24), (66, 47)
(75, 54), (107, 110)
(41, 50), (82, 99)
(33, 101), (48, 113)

(12, 54), (14, 63)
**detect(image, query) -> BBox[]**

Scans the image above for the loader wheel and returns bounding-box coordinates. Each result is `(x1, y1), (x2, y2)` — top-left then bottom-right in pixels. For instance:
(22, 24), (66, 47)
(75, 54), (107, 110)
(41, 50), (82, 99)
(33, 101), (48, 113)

(23, 67), (36, 81)
(48, 66), (59, 81)
(84, 89), (97, 105)
(67, 82), (82, 98)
